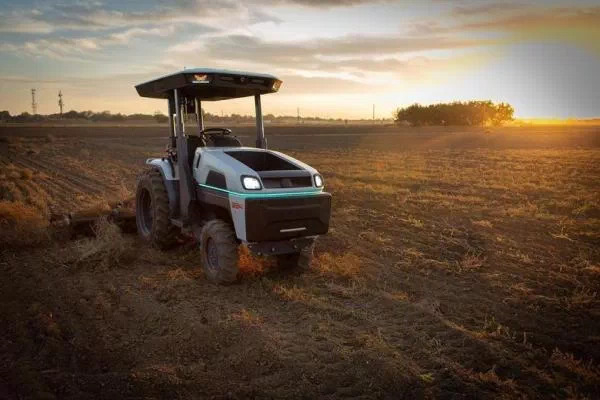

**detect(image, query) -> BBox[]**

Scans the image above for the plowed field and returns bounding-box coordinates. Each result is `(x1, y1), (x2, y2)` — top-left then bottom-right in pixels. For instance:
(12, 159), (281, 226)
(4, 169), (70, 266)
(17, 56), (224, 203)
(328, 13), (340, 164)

(1, 124), (599, 399)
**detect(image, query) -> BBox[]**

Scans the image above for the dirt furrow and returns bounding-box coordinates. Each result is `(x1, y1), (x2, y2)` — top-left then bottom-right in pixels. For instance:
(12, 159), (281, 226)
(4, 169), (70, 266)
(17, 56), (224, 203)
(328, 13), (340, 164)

(14, 154), (108, 196)
(10, 157), (87, 199)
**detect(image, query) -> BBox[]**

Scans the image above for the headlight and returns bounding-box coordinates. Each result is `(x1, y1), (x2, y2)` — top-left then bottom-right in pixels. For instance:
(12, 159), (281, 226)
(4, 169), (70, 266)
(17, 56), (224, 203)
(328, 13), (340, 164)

(242, 176), (262, 190)
(314, 174), (323, 188)
(272, 80), (282, 91)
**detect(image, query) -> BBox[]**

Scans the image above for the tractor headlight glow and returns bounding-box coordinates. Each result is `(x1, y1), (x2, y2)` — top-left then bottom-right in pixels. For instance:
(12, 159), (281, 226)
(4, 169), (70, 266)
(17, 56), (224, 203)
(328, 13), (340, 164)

(242, 176), (262, 190)
(314, 174), (323, 188)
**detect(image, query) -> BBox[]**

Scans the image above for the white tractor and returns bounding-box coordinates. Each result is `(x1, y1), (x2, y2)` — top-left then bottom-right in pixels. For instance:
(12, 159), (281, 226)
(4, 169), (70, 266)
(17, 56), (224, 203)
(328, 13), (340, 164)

(134, 68), (331, 283)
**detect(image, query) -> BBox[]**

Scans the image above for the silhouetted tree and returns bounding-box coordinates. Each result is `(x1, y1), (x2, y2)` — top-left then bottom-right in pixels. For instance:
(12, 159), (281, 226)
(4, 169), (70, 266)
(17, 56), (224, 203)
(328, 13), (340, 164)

(153, 111), (168, 123)
(491, 103), (514, 126)
(394, 101), (514, 127)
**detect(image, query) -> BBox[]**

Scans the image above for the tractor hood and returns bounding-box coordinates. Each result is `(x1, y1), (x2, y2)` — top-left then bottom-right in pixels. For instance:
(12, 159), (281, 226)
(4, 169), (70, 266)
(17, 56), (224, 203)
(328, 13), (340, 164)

(193, 147), (324, 196)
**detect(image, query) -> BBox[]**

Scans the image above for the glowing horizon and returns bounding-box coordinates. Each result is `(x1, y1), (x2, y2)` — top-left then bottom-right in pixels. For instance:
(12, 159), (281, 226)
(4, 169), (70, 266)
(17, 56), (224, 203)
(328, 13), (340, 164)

(0, 0), (598, 119)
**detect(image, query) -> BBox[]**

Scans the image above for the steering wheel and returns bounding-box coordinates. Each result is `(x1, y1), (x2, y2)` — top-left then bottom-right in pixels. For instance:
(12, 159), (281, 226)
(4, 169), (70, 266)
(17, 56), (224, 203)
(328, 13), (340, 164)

(200, 128), (232, 136)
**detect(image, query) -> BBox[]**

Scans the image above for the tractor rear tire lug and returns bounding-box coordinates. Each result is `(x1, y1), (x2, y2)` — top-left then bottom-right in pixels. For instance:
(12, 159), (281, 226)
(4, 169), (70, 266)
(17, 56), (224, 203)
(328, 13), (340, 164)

(135, 168), (178, 249)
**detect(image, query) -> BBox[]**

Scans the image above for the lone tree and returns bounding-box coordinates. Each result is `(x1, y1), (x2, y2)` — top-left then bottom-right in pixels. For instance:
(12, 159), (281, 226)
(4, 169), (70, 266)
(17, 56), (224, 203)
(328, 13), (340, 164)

(153, 111), (168, 123)
(394, 101), (514, 126)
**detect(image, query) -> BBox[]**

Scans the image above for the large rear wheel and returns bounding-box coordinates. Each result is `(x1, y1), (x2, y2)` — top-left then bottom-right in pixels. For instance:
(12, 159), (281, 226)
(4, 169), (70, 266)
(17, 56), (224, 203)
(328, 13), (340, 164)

(199, 219), (239, 283)
(135, 168), (178, 249)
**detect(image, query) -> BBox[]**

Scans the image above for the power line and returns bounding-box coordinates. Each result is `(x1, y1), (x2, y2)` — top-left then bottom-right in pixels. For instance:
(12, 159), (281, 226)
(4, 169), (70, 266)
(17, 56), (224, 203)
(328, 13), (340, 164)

(58, 90), (64, 116)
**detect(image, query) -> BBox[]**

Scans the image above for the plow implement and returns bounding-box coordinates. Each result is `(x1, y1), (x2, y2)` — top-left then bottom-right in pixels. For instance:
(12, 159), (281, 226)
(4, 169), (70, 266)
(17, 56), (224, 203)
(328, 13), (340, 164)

(51, 198), (137, 238)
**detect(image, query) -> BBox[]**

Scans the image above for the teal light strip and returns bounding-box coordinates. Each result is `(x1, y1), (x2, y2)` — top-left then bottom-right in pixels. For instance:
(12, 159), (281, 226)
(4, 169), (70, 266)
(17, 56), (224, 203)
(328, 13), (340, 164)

(198, 183), (322, 198)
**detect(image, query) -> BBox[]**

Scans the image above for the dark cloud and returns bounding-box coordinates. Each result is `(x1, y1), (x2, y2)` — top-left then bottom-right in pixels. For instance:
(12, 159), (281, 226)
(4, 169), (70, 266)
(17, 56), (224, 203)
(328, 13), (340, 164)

(451, 2), (526, 16)
(162, 33), (486, 84)
(277, 75), (372, 93)
(267, 0), (390, 7)
(458, 6), (600, 31)
(0, 0), (278, 33)
(200, 34), (490, 64)
(313, 57), (434, 75)
(409, 5), (600, 35)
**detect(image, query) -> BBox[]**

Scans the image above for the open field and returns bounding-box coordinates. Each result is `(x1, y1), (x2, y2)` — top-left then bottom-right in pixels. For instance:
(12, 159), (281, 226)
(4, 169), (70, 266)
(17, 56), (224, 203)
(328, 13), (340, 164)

(1, 124), (599, 399)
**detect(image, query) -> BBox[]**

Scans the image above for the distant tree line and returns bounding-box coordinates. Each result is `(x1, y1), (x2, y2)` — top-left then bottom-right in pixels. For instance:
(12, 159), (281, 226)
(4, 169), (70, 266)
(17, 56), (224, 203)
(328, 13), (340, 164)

(0, 110), (160, 123)
(0, 109), (363, 124)
(394, 101), (514, 126)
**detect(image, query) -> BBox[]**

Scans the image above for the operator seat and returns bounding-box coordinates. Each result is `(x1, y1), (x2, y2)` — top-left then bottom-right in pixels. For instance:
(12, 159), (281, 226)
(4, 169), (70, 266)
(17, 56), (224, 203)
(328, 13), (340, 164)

(206, 135), (242, 147)
(184, 134), (242, 169)
(186, 135), (205, 169)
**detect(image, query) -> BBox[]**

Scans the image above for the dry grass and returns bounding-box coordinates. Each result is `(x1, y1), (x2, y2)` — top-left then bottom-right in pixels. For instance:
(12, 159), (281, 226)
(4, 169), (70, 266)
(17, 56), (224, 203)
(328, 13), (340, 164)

(551, 349), (600, 384)
(74, 217), (136, 267)
(0, 201), (49, 247)
(273, 284), (316, 303)
(0, 164), (35, 181)
(230, 308), (262, 326)
(456, 252), (486, 272)
(472, 219), (493, 228)
(237, 245), (273, 277)
(315, 252), (362, 280)
(72, 199), (112, 218)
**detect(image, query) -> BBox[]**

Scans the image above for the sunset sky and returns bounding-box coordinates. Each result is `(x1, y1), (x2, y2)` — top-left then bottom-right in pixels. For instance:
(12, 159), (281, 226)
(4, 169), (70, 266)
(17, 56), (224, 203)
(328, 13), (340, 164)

(0, 0), (599, 119)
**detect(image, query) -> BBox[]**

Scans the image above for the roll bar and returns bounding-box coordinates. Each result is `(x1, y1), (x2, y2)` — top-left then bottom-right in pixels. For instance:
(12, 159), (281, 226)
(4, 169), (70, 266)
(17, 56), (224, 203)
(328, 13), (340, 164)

(255, 95), (267, 149)
(167, 89), (267, 150)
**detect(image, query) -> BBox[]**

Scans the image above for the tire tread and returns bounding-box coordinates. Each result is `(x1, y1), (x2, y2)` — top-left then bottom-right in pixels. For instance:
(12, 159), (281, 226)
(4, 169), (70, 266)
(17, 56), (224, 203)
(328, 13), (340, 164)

(200, 219), (239, 283)
(136, 168), (178, 249)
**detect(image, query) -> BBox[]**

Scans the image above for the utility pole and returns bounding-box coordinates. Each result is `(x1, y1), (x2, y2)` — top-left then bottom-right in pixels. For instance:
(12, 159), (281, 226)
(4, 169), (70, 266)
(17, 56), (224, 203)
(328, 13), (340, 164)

(58, 90), (64, 116)
(31, 89), (37, 115)
(297, 107), (300, 124)
(372, 104), (375, 122)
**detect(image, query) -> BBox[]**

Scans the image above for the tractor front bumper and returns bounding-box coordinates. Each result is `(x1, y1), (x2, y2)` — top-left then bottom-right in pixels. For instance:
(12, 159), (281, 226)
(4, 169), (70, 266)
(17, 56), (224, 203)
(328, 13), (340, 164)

(244, 192), (331, 242)
(246, 236), (316, 256)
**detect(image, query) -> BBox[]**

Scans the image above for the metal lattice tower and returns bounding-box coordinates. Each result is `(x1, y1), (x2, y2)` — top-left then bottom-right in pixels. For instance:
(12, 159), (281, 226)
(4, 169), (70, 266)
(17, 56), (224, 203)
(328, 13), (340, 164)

(31, 89), (37, 115)
(58, 90), (64, 116)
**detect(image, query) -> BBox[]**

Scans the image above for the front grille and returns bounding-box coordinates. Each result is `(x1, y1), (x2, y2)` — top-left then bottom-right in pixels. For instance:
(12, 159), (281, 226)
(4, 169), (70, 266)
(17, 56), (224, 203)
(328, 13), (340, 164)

(262, 176), (312, 188)
(245, 194), (331, 241)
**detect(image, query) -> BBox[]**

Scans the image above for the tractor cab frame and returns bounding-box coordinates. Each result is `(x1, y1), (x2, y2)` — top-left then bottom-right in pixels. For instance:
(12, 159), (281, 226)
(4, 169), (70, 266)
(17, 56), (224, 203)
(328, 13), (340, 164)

(136, 68), (281, 226)
(134, 68), (330, 283)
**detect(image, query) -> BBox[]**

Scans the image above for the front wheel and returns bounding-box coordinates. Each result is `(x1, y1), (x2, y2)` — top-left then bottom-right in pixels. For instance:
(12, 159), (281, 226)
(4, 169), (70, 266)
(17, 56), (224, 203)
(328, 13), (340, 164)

(276, 240), (315, 270)
(199, 220), (239, 284)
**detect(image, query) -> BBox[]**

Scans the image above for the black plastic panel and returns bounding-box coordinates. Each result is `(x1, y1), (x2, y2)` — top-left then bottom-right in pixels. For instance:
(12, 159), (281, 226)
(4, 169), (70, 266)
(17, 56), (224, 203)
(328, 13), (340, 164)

(226, 151), (300, 171)
(206, 170), (227, 189)
(262, 176), (312, 188)
(245, 193), (331, 241)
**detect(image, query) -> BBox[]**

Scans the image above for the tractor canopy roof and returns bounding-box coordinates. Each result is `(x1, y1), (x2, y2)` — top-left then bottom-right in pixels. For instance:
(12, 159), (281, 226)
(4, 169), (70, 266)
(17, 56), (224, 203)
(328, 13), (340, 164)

(135, 68), (282, 100)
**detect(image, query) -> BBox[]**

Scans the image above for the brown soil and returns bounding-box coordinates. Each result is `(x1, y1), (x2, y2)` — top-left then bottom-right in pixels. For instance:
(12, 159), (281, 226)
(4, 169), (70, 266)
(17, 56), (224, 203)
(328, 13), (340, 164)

(1, 125), (599, 399)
